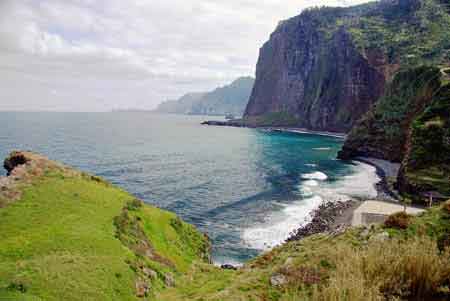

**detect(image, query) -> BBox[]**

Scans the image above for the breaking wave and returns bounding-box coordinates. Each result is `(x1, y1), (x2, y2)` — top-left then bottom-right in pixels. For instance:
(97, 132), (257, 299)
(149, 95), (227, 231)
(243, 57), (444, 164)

(242, 162), (380, 251)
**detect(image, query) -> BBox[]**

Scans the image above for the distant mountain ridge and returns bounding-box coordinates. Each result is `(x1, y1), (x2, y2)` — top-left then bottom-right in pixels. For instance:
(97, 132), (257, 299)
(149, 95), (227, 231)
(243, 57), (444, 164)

(155, 77), (255, 116)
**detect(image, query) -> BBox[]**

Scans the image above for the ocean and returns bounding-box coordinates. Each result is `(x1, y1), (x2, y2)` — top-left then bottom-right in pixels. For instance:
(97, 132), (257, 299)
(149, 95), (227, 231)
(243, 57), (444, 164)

(0, 112), (379, 264)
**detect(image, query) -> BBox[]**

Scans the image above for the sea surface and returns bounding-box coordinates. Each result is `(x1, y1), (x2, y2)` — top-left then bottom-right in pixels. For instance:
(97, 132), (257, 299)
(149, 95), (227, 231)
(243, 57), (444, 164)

(0, 112), (379, 264)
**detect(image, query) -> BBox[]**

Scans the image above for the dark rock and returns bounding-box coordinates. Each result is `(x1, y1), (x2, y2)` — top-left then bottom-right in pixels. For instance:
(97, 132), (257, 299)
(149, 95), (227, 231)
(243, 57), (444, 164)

(4, 151), (29, 176)
(220, 264), (237, 270)
(244, 11), (386, 132)
(287, 201), (355, 242)
(201, 120), (247, 127)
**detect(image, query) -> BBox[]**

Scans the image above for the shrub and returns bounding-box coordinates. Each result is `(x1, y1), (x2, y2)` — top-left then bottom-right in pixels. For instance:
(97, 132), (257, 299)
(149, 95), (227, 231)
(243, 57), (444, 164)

(384, 211), (412, 229)
(126, 199), (143, 211)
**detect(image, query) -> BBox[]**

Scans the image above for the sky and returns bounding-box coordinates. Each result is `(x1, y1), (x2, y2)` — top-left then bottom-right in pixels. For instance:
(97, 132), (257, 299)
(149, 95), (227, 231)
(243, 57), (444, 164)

(0, 0), (370, 111)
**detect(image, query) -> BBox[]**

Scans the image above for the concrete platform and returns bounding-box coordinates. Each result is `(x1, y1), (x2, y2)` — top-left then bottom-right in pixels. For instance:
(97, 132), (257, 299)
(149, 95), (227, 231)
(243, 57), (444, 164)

(352, 200), (425, 226)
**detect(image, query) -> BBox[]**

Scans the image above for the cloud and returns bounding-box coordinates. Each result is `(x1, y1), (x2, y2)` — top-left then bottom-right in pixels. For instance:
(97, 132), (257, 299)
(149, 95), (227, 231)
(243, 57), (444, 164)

(0, 0), (371, 111)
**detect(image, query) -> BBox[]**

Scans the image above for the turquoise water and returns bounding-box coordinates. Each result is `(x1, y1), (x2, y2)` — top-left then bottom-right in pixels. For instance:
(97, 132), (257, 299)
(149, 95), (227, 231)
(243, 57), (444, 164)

(0, 112), (379, 264)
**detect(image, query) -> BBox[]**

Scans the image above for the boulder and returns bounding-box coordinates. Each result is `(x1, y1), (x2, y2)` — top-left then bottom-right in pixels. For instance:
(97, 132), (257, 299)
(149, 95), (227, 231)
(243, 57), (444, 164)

(164, 273), (175, 287)
(270, 274), (287, 287)
(135, 279), (150, 297)
(220, 264), (238, 270)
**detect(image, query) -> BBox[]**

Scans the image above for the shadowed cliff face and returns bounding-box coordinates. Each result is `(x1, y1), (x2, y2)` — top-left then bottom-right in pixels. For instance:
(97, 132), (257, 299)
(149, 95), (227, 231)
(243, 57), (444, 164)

(245, 15), (385, 132)
(245, 0), (450, 132)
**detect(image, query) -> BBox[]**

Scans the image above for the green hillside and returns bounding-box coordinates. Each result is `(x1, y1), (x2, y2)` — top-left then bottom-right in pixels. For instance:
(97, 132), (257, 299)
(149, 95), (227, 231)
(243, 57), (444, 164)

(0, 152), (210, 301)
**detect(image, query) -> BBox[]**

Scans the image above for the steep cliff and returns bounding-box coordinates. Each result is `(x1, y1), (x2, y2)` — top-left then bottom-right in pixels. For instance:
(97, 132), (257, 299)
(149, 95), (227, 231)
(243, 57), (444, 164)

(338, 66), (442, 162)
(397, 82), (450, 199)
(338, 66), (450, 202)
(244, 0), (450, 132)
(155, 77), (254, 117)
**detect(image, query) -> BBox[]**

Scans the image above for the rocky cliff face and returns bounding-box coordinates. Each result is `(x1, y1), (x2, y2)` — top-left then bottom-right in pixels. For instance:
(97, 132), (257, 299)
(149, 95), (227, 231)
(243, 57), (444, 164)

(244, 0), (450, 132)
(245, 12), (385, 132)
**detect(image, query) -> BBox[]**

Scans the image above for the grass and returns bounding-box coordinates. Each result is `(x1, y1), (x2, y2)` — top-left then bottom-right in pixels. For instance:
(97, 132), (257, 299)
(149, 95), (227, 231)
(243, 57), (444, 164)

(0, 157), (210, 301)
(0, 174), (137, 301)
(157, 203), (450, 301)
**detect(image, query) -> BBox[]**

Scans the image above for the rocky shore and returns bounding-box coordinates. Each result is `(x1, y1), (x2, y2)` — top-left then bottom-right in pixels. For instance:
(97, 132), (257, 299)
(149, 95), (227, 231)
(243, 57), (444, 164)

(286, 200), (360, 242)
(201, 120), (347, 139)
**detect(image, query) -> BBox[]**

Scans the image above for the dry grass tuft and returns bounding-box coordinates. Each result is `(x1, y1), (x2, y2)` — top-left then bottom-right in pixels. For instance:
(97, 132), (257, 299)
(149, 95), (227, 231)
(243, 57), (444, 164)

(278, 265), (325, 286)
(311, 236), (450, 300)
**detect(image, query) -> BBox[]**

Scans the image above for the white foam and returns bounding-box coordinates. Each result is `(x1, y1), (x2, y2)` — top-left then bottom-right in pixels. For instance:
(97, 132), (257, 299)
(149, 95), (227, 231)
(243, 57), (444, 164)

(213, 257), (244, 268)
(242, 196), (323, 250)
(318, 162), (379, 201)
(305, 163), (317, 167)
(241, 161), (380, 251)
(302, 171), (328, 181)
(313, 147), (331, 151)
(303, 179), (319, 187)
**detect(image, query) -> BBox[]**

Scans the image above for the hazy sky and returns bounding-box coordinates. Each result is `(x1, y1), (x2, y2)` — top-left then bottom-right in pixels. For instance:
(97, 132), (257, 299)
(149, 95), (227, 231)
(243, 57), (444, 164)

(0, 0), (369, 111)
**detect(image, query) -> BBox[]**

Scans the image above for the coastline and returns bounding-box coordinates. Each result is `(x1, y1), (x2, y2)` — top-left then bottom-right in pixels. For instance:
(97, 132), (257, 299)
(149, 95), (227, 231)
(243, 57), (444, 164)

(285, 156), (401, 243)
(352, 157), (400, 202)
(203, 119), (399, 245)
(201, 120), (347, 139)
(259, 127), (347, 139)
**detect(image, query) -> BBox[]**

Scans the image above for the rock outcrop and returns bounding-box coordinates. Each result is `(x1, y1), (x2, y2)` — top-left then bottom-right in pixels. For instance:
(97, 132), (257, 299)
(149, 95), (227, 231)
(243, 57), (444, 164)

(244, 0), (450, 132)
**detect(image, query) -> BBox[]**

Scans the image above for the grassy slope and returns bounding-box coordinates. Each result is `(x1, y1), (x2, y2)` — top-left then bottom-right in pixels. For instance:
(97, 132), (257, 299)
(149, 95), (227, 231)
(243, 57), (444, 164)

(158, 203), (450, 301)
(0, 158), (209, 301)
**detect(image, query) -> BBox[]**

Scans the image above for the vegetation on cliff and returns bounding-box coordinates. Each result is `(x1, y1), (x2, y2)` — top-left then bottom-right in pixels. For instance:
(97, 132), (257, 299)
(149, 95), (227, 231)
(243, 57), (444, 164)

(398, 81), (450, 199)
(339, 65), (450, 203)
(339, 66), (442, 162)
